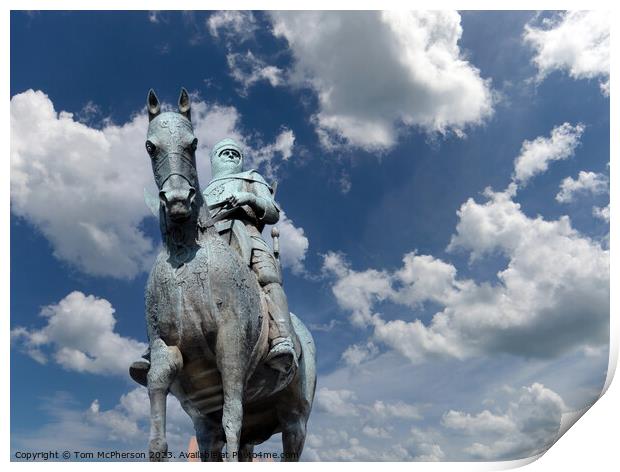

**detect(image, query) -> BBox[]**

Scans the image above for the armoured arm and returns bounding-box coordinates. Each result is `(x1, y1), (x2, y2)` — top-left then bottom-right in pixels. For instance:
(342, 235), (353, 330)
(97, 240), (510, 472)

(249, 177), (280, 224)
(224, 172), (280, 224)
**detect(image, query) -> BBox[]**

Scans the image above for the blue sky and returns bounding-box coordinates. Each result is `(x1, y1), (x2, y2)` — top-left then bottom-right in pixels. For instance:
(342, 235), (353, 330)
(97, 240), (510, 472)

(10, 11), (610, 461)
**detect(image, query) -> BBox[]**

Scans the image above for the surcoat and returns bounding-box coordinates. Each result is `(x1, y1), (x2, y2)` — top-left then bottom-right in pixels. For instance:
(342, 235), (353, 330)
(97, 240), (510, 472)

(202, 170), (280, 267)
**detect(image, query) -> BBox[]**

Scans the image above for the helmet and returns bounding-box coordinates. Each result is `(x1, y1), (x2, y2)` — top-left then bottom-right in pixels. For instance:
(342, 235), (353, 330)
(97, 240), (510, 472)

(210, 138), (244, 178)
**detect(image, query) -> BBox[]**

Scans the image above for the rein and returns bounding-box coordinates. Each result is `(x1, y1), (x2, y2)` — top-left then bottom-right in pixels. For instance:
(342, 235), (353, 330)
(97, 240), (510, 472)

(199, 201), (239, 230)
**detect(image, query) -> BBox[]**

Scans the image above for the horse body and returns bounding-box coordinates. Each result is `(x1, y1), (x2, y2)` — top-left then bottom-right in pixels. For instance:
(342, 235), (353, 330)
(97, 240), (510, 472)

(136, 89), (315, 462)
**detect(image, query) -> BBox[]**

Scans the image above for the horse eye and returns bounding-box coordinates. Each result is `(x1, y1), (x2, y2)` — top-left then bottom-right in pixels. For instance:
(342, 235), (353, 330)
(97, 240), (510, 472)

(145, 141), (156, 156)
(190, 138), (198, 151)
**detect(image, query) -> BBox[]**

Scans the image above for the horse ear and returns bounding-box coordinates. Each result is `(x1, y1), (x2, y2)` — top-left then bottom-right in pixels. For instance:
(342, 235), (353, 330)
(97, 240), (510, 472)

(178, 87), (191, 121)
(147, 89), (161, 121)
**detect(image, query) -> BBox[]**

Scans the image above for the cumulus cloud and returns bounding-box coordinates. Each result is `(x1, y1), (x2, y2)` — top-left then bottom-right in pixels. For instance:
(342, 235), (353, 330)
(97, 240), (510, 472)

(369, 400), (422, 420)
(13, 388), (193, 457)
(303, 426), (439, 461)
(11, 291), (146, 377)
(443, 383), (566, 460)
(208, 12), (278, 95)
(322, 252), (393, 327)
(593, 204), (610, 223)
(308, 386), (426, 460)
(11, 90), (158, 278)
(247, 128), (296, 179)
(442, 409), (516, 435)
(555, 170), (608, 203)
(315, 388), (360, 417)
(271, 128), (295, 160)
(269, 11), (494, 151)
(227, 51), (284, 94)
(270, 210), (308, 274)
(412, 443), (445, 462)
(342, 341), (379, 366)
(362, 425), (391, 439)
(513, 122), (584, 185)
(323, 124), (608, 364)
(301, 341), (607, 461)
(87, 387), (191, 449)
(315, 387), (422, 423)
(11, 90), (304, 278)
(524, 11), (610, 95)
(207, 10), (257, 44)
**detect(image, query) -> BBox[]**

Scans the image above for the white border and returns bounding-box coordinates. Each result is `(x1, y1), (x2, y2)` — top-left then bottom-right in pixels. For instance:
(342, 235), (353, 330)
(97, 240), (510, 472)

(3, 1), (617, 470)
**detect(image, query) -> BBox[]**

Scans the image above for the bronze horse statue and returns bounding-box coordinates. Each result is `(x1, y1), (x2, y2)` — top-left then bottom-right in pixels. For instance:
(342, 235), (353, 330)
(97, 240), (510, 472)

(129, 89), (316, 461)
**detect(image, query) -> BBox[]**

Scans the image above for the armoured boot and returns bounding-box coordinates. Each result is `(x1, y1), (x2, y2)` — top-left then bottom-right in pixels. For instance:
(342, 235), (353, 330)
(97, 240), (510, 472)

(263, 282), (298, 375)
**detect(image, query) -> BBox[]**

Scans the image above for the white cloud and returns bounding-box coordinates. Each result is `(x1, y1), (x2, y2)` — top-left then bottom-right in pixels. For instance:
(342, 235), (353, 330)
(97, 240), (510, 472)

(393, 252), (459, 307)
(368, 400), (421, 420)
(248, 128), (296, 178)
(301, 342), (607, 461)
(593, 204), (610, 223)
(315, 387), (359, 417)
(324, 182), (608, 363)
(342, 341), (379, 366)
(442, 409), (516, 435)
(227, 51), (284, 94)
(87, 387), (192, 449)
(556, 170), (608, 203)
(186, 99), (244, 184)
(13, 388), (193, 457)
(322, 122), (608, 365)
(362, 425), (391, 439)
(207, 10), (257, 44)
(147, 11), (161, 24)
(11, 90), (157, 279)
(270, 210), (308, 274)
(524, 11), (610, 95)
(272, 129), (295, 160)
(307, 384), (426, 460)
(11, 291), (146, 377)
(322, 252), (393, 327)
(87, 399), (141, 441)
(315, 386), (422, 423)
(269, 11), (494, 151)
(443, 383), (566, 460)
(11, 90), (301, 278)
(513, 122), (584, 185)
(412, 442), (445, 462)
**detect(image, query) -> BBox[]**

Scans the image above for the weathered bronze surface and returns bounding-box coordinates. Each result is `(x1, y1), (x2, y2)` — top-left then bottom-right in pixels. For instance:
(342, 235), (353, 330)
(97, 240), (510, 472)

(130, 89), (316, 462)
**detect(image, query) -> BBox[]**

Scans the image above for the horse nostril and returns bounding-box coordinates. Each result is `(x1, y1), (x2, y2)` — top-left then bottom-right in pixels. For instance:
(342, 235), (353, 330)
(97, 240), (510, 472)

(188, 187), (196, 202)
(159, 191), (167, 204)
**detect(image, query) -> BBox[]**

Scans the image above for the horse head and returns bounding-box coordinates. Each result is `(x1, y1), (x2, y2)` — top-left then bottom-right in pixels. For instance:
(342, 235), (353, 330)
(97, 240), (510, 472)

(146, 88), (199, 222)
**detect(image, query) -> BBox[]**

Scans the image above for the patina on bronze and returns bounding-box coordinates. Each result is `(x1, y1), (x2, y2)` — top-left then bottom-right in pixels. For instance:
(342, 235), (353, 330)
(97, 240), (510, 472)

(129, 89), (316, 462)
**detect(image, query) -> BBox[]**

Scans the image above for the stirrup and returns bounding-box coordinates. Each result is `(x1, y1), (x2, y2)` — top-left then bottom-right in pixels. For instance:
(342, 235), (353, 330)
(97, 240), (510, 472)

(265, 338), (297, 374)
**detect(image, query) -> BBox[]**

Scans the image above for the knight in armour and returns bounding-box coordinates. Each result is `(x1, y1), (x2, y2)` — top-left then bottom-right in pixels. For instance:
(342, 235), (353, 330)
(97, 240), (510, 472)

(204, 138), (298, 373)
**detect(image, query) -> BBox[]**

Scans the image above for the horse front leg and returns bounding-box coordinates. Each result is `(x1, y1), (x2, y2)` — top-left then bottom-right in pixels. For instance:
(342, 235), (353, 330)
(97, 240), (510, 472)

(216, 319), (249, 462)
(147, 338), (183, 462)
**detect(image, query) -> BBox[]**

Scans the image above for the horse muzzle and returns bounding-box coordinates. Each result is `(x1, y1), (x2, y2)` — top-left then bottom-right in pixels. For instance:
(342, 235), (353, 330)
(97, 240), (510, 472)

(160, 184), (196, 221)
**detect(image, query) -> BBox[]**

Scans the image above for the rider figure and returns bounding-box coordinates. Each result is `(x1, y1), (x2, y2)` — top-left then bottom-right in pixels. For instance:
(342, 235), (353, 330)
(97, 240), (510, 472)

(204, 138), (298, 374)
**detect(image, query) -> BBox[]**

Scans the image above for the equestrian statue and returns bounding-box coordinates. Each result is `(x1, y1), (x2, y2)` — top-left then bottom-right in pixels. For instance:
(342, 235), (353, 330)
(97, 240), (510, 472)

(129, 88), (316, 462)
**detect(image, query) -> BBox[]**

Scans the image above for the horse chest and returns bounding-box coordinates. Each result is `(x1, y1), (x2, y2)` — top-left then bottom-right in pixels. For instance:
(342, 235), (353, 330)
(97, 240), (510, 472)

(148, 250), (218, 344)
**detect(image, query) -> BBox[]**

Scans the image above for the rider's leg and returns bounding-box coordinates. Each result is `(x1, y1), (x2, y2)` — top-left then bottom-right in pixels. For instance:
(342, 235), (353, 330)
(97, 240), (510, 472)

(263, 282), (295, 344)
(252, 249), (297, 372)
